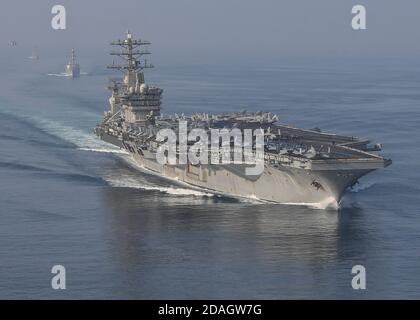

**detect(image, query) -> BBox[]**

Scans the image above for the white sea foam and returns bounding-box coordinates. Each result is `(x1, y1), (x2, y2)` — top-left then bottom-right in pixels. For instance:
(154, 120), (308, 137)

(78, 147), (128, 155)
(283, 196), (339, 210)
(105, 174), (214, 197)
(241, 194), (271, 204)
(349, 181), (376, 193)
(47, 72), (89, 77)
(27, 116), (122, 153)
(47, 73), (70, 77)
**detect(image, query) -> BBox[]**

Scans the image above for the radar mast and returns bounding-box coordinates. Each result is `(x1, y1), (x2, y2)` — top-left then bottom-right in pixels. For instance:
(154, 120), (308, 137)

(107, 31), (163, 123)
(108, 31), (154, 73)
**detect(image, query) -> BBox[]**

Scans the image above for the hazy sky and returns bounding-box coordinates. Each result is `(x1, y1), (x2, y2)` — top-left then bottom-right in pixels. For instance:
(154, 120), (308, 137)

(1, 0), (420, 63)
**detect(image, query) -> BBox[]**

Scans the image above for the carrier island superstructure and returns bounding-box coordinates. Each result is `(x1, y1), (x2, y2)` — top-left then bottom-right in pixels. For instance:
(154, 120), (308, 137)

(95, 31), (392, 207)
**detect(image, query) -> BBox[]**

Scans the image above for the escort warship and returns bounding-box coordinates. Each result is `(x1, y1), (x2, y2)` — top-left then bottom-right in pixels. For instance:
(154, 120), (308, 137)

(65, 49), (80, 78)
(95, 31), (391, 207)
(28, 47), (39, 60)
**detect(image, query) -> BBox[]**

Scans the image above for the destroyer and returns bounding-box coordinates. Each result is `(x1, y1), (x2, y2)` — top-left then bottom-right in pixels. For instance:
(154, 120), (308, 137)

(95, 31), (391, 207)
(28, 47), (39, 60)
(65, 49), (80, 78)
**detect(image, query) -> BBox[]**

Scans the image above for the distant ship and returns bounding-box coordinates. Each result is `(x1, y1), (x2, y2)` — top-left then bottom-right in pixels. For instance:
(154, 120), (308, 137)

(95, 31), (392, 208)
(10, 40), (17, 47)
(65, 49), (80, 78)
(28, 47), (39, 60)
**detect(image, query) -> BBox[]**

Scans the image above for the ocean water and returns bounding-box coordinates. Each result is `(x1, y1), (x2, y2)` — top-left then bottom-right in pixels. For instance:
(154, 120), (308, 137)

(0, 50), (419, 299)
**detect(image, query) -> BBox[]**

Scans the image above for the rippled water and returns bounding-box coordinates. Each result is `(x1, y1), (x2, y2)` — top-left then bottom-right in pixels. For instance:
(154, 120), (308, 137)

(0, 50), (419, 298)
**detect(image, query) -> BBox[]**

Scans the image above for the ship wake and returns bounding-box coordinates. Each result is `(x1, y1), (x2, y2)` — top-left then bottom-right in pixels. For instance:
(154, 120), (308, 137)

(104, 174), (215, 198)
(26, 116), (124, 154)
(349, 181), (376, 193)
(78, 147), (128, 155)
(47, 72), (89, 77)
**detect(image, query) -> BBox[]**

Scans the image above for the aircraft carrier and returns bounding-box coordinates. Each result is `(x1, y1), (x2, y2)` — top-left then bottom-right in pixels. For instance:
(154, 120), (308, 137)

(95, 31), (392, 207)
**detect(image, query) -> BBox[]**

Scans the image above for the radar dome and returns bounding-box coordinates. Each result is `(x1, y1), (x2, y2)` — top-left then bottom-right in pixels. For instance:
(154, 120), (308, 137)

(140, 83), (149, 94)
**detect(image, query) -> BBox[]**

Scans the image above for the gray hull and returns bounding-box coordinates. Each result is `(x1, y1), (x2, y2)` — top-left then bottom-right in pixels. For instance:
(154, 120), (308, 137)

(129, 148), (370, 207)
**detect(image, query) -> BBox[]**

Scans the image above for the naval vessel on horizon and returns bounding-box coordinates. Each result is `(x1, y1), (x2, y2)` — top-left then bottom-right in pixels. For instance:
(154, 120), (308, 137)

(95, 31), (392, 207)
(65, 49), (80, 78)
(28, 47), (39, 60)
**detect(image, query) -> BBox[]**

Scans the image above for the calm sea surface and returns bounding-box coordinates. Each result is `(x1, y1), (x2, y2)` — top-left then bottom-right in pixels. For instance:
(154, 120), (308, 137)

(0, 50), (419, 298)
